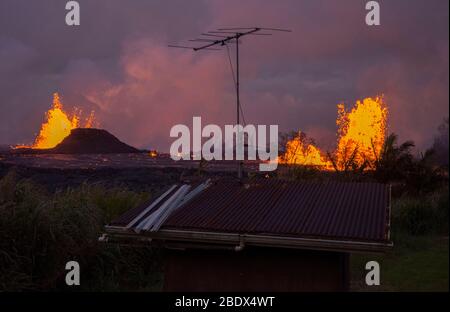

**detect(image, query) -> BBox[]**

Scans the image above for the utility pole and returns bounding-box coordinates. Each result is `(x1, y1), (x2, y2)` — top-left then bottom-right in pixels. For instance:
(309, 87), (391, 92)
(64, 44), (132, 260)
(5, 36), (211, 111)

(236, 32), (242, 179)
(169, 27), (291, 180)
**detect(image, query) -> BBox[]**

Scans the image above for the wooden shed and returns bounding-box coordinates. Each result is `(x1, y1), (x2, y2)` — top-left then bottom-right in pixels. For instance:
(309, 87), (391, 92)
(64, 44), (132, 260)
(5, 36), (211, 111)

(104, 179), (393, 291)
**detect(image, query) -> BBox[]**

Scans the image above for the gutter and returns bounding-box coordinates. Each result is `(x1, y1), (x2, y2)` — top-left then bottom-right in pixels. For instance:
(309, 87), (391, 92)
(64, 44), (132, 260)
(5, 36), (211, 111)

(103, 227), (393, 254)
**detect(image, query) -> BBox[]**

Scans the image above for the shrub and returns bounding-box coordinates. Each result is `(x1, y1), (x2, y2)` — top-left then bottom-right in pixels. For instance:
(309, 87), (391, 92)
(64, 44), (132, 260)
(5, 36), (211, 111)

(0, 170), (162, 291)
(432, 186), (449, 234)
(393, 197), (435, 235)
(392, 187), (449, 236)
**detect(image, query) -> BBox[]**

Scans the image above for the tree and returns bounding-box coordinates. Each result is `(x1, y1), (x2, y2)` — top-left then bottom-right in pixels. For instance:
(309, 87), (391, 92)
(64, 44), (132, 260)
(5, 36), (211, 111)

(406, 148), (442, 193)
(372, 133), (415, 183)
(328, 142), (369, 174)
(432, 118), (449, 167)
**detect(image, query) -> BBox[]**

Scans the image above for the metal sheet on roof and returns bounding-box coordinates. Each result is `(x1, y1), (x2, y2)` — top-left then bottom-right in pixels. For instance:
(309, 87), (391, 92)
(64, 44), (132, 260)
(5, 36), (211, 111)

(110, 179), (390, 243)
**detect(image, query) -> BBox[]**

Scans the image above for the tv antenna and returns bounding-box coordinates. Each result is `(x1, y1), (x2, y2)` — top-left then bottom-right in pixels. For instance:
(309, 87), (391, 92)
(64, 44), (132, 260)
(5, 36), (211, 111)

(169, 27), (292, 179)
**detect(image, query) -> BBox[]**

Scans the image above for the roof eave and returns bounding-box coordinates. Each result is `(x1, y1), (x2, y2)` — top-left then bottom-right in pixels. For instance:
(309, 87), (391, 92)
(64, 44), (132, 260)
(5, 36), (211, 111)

(103, 226), (393, 254)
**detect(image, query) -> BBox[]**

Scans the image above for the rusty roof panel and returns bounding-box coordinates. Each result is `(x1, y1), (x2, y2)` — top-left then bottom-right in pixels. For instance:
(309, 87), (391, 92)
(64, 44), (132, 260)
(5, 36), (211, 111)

(162, 180), (389, 242)
(109, 179), (390, 243)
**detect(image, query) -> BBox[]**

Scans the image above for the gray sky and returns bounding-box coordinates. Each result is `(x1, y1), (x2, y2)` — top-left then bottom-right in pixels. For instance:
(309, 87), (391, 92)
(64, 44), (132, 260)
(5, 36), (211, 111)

(0, 0), (448, 151)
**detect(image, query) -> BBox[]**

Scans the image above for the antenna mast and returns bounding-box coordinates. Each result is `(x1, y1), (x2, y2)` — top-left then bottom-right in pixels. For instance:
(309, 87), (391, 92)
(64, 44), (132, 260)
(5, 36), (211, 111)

(169, 27), (291, 179)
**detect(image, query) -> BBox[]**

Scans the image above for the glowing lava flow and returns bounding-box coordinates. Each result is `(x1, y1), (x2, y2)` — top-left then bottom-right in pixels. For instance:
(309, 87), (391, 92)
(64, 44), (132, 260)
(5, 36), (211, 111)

(280, 96), (388, 170)
(334, 96), (387, 170)
(17, 93), (96, 149)
(282, 133), (331, 168)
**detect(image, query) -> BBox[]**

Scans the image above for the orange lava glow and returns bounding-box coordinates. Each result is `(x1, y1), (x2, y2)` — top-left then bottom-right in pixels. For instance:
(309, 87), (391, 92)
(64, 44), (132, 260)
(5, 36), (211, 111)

(282, 132), (332, 168)
(16, 93), (96, 149)
(280, 96), (388, 170)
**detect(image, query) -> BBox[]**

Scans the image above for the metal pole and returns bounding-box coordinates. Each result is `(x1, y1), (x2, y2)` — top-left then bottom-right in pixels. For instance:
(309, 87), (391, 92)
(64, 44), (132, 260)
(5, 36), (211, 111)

(236, 33), (242, 180)
(170, 27), (291, 180)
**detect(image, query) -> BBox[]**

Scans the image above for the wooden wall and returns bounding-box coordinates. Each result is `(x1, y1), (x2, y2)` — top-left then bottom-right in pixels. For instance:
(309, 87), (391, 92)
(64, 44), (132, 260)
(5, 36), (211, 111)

(164, 246), (349, 291)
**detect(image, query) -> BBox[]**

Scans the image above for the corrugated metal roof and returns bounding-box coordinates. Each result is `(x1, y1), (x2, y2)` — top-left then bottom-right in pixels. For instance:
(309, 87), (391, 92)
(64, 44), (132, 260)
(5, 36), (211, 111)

(109, 179), (390, 244)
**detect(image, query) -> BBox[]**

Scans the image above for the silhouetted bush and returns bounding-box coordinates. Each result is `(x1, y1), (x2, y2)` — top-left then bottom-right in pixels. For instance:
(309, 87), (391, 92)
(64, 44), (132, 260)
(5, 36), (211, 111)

(0, 170), (163, 291)
(432, 118), (449, 168)
(392, 187), (449, 236)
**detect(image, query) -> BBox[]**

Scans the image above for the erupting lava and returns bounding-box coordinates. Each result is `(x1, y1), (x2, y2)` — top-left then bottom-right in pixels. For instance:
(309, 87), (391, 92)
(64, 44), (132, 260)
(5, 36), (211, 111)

(282, 134), (331, 168)
(17, 93), (96, 149)
(280, 96), (388, 170)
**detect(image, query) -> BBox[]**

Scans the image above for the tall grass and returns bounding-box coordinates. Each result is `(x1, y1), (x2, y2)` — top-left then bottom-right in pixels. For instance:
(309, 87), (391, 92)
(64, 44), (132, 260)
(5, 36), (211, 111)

(391, 186), (449, 236)
(1, 166), (447, 291)
(0, 170), (163, 291)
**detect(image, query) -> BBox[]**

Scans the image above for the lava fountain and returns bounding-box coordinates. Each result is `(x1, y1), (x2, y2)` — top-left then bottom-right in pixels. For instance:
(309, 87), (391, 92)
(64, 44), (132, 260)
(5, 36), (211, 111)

(16, 93), (96, 149)
(280, 96), (388, 170)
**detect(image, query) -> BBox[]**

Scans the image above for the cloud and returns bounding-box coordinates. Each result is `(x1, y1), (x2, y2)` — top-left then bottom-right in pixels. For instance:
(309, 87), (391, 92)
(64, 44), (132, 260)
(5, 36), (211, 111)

(0, 0), (448, 151)
(61, 39), (233, 149)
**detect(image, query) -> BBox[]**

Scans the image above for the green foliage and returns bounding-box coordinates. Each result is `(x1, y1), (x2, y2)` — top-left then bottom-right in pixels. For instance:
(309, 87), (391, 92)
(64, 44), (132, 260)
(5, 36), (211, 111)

(392, 187), (449, 236)
(74, 183), (150, 223)
(351, 235), (448, 291)
(392, 197), (435, 235)
(372, 133), (415, 183)
(371, 133), (445, 193)
(0, 170), (162, 291)
(405, 149), (443, 194)
(432, 118), (449, 167)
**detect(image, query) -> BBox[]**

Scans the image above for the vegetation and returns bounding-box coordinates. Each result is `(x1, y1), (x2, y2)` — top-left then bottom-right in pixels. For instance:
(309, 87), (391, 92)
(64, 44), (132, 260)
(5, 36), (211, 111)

(350, 184), (448, 292)
(0, 126), (448, 291)
(0, 171), (164, 291)
(392, 187), (449, 235)
(279, 129), (447, 190)
(371, 133), (415, 183)
(351, 234), (448, 292)
(432, 118), (449, 168)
